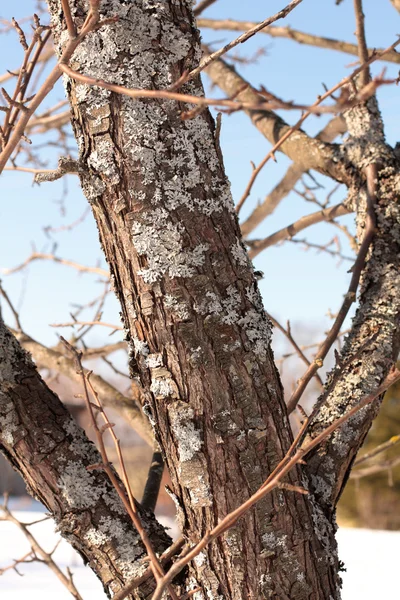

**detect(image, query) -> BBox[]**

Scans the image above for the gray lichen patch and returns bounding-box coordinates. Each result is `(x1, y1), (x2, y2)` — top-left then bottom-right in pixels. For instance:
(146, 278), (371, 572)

(169, 404), (203, 462)
(58, 461), (109, 509)
(132, 208), (209, 283)
(150, 366), (179, 399)
(343, 93), (390, 169)
(194, 284), (272, 359)
(0, 323), (35, 446)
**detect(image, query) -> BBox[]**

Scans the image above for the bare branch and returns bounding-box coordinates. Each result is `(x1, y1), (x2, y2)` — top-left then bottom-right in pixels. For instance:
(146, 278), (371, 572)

(0, 501), (84, 600)
(150, 368), (400, 600)
(350, 454), (400, 480)
(287, 165), (378, 413)
(190, 0), (304, 79)
(266, 313), (324, 388)
(60, 337), (178, 599)
(240, 117), (346, 235)
(193, 0), (218, 17)
(354, 434), (400, 466)
(247, 203), (350, 259)
(141, 450), (164, 513)
(197, 18), (400, 65)
(353, 0), (370, 86)
(3, 251), (109, 277)
(12, 328), (154, 445)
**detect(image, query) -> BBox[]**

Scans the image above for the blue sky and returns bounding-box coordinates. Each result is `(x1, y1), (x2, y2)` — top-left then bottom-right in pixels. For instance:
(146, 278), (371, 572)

(0, 0), (399, 352)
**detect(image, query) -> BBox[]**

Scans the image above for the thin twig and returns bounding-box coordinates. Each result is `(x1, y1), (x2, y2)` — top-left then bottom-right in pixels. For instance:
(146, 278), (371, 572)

(197, 18), (400, 65)
(353, 0), (370, 87)
(0, 499), (84, 600)
(60, 338), (179, 600)
(193, 0), (218, 17)
(3, 251), (109, 277)
(0, 280), (22, 331)
(267, 313), (324, 388)
(287, 164), (378, 413)
(190, 0), (304, 79)
(354, 434), (400, 466)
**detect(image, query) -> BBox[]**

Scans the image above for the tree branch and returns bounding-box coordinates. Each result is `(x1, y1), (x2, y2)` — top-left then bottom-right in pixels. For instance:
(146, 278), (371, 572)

(204, 56), (348, 183)
(197, 18), (400, 65)
(190, 0), (304, 79)
(240, 116), (347, 237)
(12, 328), (154, 446)
(247, 203), (350, 259)
(0, 321), (169, 597)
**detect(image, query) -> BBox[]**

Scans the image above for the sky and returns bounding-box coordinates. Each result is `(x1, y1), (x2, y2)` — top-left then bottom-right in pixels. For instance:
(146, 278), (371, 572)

(0, 0), (399, 354)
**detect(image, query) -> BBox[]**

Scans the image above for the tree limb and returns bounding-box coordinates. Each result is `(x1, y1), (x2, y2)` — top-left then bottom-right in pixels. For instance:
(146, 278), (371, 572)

(204, 56), (349, 183)
(12, 328), (154, 446)
(247, 203), (350, 258)
(240, 116), (347, 237)
(0, 321), (169, 598)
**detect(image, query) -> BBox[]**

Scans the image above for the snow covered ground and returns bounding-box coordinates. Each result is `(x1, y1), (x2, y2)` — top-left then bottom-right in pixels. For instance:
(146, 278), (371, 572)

(0, 501), (398, 599)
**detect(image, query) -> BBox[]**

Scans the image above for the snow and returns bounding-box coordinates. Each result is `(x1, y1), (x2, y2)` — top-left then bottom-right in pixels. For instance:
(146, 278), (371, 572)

(0, 500), (398, 599)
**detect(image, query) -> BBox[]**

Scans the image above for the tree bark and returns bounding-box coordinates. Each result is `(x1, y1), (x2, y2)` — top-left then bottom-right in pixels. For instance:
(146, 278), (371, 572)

(0, 320), (169, 599)
(43, 1), (341, 598)
(3, 2), (398, 599)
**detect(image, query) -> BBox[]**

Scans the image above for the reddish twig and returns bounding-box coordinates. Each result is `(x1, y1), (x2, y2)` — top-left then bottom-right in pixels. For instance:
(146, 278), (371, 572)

(287, 164), (378, 413)
(60, 338), (180, 600)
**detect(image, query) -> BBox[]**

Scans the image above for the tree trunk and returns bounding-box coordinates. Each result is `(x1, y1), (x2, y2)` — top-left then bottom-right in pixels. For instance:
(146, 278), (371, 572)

(43, 1), (342, 598)
(4, 1), (398, 598)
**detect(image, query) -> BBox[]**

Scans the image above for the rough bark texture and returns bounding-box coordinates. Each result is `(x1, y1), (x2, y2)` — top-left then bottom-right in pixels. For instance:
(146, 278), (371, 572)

(305, 96), (400, 512)
(43, 1), (340, 598)
(12, 329), (153, 445)
(1, 2), (399, 600)
(0, 320), (169, 599)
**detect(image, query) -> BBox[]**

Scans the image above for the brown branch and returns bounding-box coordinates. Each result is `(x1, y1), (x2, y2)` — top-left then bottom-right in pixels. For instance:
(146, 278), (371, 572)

(266, 313), (324, 388)
(285, 236), (354, 262)
(240, 116), (346, 236)
(247, 203), (350, 259)
(287, 164), (378, 413)
(112, 538), (186, 600)
(150, 368), (400, 600)
(198, 18), (400, 65)
(0, 2), (105, 172)
(193, 0), (218, 17)
(51, 319), (123, 331)
(205, 38), (400, 185)
(350, 454), (400, 480)
(27, 109), (71, 134)
(81, 340), (127, 359)
(61, 0), (77, 38)
(141, 449), (164, 513)
(12, 328), (153, 446)
(0, 46), (54, 85)
(57, 60), (366, 118)
(3, 251), (109, 277)
(189, 0), (304, 79)
(0, 280), (22, 331)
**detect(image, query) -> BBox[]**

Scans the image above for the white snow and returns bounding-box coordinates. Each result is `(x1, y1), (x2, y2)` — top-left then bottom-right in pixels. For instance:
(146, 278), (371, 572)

(0, 501), (398, 599)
